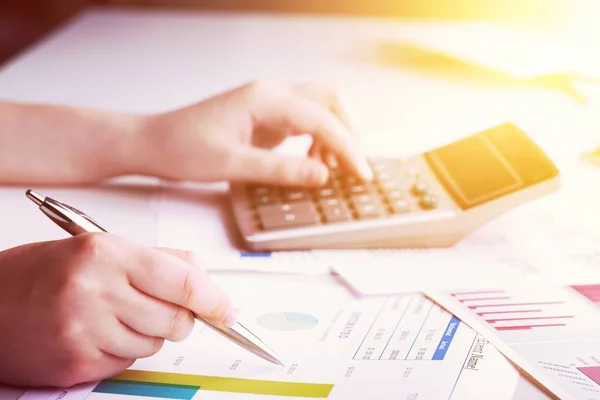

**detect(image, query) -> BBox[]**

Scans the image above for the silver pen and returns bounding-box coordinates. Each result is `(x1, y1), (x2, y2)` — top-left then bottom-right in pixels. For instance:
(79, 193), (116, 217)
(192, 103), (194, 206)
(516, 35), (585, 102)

(25, 189), (283, 366)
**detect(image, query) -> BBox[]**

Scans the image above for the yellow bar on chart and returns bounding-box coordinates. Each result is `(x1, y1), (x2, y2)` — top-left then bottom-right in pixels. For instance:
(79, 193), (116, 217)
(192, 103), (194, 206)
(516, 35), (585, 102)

(113, 369), (334, 398)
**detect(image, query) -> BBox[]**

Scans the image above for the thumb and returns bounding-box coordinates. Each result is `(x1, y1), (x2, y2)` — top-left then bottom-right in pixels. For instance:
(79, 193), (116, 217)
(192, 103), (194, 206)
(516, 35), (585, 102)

(229, 147), (330, 187)
(154, 247), (237, 328)
(156, 247), (201, 266)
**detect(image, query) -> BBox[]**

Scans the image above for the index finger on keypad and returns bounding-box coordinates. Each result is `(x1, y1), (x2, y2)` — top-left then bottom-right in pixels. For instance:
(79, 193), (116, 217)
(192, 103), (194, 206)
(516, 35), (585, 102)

(253, 93), (373, 181)
(292, 83), (362, 173)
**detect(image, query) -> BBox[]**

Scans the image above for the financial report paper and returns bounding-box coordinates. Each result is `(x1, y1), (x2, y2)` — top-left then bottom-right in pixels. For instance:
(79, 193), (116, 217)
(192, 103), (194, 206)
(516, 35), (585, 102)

(429, 282), (600, 400)
(19, 276), (547, 400)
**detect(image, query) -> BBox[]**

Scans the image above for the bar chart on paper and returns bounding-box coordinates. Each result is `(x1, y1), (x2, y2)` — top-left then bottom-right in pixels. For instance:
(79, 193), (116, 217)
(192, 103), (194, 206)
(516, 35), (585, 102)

(443, 285), (600, 344)
(450, 290), (573, 332)
(428, 283), (600, 400)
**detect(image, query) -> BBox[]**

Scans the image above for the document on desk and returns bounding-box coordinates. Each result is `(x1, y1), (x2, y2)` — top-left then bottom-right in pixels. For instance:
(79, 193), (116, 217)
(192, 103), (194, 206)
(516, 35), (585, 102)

(19, 276), (548, 400)
(428, 282), (600, 400)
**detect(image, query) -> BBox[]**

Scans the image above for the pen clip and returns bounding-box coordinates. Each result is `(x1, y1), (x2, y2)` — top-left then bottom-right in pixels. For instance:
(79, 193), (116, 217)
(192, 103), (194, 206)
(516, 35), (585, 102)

(55, 200), (106, 231)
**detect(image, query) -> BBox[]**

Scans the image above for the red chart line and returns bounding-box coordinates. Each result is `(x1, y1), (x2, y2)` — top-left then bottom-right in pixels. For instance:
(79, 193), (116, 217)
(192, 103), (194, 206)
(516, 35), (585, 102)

(486, 315), (573, 323)
(496, 324), (566, 331)
(458, 296), (511, 302)
(451, 290), (505, 296)
(477, 309), (541, 316)
(467, 301), (564, 309)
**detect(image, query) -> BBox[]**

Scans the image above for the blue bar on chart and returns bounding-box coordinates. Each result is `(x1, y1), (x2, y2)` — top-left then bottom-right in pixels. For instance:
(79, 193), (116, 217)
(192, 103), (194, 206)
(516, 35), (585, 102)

(240, 252), (272, 258)
(93, 380), (198, 400)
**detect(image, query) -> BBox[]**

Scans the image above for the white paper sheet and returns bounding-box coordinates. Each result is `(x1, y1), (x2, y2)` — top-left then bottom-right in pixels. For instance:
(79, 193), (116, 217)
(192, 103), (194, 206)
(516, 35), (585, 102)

(19, 275), (548, 400)
(428, 281), (600, 400)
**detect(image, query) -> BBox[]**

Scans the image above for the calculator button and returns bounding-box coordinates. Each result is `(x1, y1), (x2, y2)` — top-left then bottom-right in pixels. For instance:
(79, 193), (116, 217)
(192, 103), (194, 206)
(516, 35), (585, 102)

(281, 189), (309, 202)
(385, 189), (406, 201)
(350, 194), (378, 208)
(315, 187), (337, 198)
(378, 180), (401, 192)
(323, 205), (352, 223)
(258, 202), (315, 215)
(419, 194), (439, 210)
(347, 184), (372, 195)
(253, 193), (279, 206)
(258, 208), (320, 230)
(320, 197), (345, 208)
(390, 199), (410, 214)
(260, 213), (320, 230)
(341, 176), (364, 187)
(411, 181), (429, 196)
(250, 186), (273, 196)
(355, 203), (385, 219)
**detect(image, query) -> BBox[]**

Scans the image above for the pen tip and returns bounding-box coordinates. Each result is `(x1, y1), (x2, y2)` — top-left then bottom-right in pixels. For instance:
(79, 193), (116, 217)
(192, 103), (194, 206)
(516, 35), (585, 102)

(270, 355), (285, 367)
(261, 352), (285, 367)
(26, 190), (45, 206)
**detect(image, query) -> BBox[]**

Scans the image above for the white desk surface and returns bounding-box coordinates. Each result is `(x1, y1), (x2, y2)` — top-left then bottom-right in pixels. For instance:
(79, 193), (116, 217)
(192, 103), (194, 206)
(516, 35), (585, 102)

(1, 6), (600, 399)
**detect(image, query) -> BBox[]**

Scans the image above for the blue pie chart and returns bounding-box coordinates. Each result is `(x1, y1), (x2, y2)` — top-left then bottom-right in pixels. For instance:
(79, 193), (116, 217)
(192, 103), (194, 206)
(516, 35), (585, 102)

(257, 312), (319, 331)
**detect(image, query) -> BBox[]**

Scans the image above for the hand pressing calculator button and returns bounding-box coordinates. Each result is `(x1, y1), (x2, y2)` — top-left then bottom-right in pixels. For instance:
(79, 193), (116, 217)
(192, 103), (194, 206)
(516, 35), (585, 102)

(230, 122), (561, 250)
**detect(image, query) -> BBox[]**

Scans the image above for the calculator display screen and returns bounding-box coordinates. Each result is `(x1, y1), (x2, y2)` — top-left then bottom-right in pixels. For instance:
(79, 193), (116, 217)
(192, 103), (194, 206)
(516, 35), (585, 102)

(424, 123), (559, 210)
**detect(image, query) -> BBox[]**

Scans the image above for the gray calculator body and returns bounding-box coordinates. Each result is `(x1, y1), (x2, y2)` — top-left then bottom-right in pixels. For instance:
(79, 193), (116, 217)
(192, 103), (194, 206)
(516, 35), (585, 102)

(230, 123), (561, 251)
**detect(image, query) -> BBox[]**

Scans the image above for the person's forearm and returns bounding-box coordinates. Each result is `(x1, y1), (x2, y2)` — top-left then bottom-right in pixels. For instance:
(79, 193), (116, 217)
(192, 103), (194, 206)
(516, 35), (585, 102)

(0, 101), (144, 185)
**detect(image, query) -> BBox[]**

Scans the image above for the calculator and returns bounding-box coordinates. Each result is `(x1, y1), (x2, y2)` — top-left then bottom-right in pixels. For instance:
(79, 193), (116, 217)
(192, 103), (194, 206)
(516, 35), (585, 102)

(230, 122), (561, 251)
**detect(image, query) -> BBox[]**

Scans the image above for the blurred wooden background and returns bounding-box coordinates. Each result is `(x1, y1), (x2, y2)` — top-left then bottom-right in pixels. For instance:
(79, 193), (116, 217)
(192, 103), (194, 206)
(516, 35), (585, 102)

(0, 0), (564, 65)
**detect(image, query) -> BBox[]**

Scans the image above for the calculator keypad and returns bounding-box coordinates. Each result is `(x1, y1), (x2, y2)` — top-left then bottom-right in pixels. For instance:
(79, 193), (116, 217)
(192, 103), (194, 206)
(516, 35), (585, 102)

(248, 158), (441, 231)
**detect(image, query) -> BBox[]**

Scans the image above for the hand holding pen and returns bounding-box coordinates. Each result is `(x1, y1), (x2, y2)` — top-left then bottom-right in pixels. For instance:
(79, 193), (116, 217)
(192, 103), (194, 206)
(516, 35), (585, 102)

(26, 190), (281, 363)
(0, 190), (281, 388)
